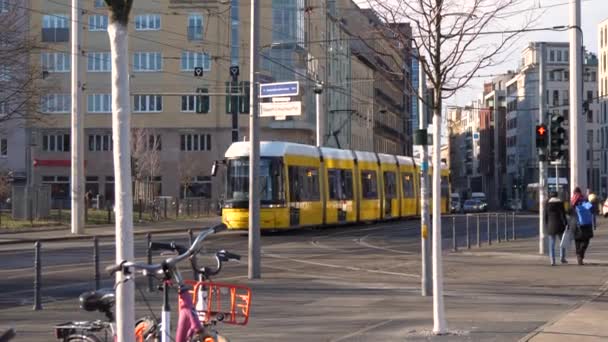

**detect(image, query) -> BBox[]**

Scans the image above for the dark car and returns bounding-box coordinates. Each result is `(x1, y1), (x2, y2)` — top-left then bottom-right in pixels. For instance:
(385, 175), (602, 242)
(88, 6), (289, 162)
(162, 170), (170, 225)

(463, 199), (487, 213)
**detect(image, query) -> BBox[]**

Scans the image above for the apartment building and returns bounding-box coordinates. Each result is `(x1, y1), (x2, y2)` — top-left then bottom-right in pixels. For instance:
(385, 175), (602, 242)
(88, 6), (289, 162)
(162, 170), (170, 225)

(20, 0), (406, 206)
(598, 18), (608, 196)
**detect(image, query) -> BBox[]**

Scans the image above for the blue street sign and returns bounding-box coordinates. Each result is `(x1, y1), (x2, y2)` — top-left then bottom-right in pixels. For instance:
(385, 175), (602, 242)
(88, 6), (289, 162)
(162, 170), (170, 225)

(260, 81), (299, 98)
(421, 161), (429, 171)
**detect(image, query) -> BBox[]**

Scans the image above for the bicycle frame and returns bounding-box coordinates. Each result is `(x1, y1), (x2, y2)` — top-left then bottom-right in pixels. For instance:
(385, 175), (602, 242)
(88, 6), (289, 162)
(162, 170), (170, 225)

(160, 274), (208, 342)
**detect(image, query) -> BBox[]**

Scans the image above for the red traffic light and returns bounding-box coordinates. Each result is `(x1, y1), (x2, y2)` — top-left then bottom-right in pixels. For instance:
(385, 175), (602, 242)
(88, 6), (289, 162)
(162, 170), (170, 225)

(537, 125), (546, 136)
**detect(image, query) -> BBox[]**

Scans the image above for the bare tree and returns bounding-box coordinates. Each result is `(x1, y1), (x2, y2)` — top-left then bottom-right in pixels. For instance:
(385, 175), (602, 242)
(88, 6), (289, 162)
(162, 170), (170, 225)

(178, 158), (199, 200)
(0, 2), (46, 124)
(131, 128), (161, 203)
(365, 0), (534, 334)
(103, 1), (135, 341)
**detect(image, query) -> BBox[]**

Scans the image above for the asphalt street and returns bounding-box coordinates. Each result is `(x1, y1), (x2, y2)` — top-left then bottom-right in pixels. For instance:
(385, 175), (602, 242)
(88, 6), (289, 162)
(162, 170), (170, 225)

(0, 213), (537, 310)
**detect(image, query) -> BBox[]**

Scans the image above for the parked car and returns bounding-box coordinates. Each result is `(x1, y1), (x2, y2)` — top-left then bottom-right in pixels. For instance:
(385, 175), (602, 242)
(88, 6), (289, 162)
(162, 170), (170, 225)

(463, 199), (487, 213)
(450, 200), (462, 213)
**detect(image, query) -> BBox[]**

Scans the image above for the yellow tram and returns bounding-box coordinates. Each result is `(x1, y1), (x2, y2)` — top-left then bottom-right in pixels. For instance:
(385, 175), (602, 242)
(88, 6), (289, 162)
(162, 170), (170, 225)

(221, 141), (450, 230)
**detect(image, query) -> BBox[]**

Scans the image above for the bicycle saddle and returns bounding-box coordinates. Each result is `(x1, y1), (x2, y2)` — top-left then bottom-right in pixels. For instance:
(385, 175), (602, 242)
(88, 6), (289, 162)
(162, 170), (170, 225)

(79, 289), (115, 312)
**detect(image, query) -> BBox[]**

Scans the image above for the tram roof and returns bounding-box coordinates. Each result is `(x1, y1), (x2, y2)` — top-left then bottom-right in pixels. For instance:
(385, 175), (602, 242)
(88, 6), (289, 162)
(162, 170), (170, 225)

(225, 141), (320, 158)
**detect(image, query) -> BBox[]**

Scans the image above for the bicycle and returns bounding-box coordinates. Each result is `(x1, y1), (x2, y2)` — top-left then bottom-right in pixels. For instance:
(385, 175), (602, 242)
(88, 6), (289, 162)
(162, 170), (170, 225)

(54, 288), (157, 342)
(107, 223), (248, 342)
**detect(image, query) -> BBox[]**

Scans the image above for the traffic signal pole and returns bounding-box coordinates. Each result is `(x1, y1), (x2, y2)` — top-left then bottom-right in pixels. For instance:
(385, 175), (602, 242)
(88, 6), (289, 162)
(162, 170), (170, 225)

(538, 42), (546, 255)
(570, 0), (586, 194)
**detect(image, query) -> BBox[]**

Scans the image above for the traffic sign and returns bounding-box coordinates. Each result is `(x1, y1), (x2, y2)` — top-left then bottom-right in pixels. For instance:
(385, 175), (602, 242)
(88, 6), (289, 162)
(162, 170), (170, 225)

(260, 101), (301, 117)
(260, 81), (299, 98)
(230, 65), (239, 77)
(193, 67), (203, 77)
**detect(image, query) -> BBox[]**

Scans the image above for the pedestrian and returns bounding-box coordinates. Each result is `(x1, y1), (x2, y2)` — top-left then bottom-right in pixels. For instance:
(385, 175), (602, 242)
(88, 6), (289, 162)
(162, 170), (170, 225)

(588, 192), (599, 230)
(545, 191), (568, 265)
(570, 187), (594, 265)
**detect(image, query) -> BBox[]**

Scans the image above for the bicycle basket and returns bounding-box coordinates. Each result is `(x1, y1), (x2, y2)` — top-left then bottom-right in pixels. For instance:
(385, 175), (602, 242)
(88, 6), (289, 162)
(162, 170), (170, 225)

(183, 280), (251, 326)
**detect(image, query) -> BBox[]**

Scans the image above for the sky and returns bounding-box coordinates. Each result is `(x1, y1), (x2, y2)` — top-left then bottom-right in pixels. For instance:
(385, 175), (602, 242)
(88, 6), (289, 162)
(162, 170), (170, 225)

(450, 0), (608, 106)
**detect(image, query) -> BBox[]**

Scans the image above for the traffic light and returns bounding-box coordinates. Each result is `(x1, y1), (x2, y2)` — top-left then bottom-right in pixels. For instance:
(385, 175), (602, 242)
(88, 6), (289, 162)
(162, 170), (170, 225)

(549, 112), (566, 161)
(535, 124), (547, 149)
(196, 87), (209, 113)
(239, 81), (250, 114)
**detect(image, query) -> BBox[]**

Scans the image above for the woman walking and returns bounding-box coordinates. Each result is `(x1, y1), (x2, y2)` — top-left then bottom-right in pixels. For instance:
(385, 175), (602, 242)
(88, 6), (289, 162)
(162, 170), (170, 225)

(546, 191), (568, 265)
(571, 187), (594, 265)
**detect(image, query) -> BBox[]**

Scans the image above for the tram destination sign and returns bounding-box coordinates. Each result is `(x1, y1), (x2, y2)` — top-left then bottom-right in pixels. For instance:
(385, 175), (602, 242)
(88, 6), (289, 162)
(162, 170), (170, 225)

(259, 81), (299, 98)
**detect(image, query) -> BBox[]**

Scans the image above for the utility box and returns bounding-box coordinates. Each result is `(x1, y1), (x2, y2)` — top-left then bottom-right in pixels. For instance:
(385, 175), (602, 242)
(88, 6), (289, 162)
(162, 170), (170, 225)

(413, 129), (428, 146)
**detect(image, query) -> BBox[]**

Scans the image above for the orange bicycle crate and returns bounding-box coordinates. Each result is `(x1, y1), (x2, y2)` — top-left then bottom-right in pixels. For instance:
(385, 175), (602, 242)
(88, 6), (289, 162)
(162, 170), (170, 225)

(182, 280), (251, 326)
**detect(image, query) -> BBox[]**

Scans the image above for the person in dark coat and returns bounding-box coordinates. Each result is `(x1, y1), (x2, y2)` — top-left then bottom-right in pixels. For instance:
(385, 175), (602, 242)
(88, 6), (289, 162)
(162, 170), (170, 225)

(545, 191), (568, 265)
(571, 187), (594, 265)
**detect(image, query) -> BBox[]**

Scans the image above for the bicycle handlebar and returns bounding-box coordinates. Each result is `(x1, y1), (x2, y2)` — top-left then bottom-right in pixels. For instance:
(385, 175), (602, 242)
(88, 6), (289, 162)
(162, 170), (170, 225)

(107, 223), (227, 277)
(149, 241), (188, 255)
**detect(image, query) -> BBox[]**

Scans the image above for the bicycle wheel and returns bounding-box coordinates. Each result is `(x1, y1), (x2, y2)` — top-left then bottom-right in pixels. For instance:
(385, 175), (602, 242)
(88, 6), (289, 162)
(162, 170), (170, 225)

(65, 334), (103, 342)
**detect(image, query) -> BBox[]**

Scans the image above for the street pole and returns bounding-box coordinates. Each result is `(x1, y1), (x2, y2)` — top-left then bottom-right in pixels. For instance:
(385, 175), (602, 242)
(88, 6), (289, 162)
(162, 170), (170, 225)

(570, 0), (586, 194)
(231, 67), (239, 142)
(315, 82), (323, 147)
(71, 0), (85, 235)
(248, 0), (261, 279)
(419, 57), (432, 296)
(493, 99), (500, 210)
(538, 42), (546, 255)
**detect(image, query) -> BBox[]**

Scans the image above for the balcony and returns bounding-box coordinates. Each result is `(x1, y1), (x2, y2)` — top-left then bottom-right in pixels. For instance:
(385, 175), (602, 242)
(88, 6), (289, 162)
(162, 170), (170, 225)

(188, 26), (203, 41)
(41, 28), (69, 43)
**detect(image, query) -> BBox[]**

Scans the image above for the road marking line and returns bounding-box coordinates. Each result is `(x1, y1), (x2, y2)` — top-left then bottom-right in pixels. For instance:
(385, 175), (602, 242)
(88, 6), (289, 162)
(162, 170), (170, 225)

(264, 253), (419, 278)
(330, 319), (394, 342)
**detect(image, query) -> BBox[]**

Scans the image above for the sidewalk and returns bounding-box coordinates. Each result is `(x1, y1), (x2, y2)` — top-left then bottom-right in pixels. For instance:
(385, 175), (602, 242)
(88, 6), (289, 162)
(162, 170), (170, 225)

(0, 216), (222, 246)
(1, 217), (608, 341)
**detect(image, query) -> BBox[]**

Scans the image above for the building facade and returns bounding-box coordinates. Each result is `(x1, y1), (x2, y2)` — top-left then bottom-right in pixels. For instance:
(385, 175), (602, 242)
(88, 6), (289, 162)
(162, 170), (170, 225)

(598, 19), (608, 197)
(16, 0), (410, 207)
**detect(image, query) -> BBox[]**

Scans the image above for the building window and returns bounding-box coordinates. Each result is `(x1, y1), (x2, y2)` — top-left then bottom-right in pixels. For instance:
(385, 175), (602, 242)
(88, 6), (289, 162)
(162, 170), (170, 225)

(0, 138), (7, 157)
(135, 14), (161, 31)
(88, 134), (112, 151)
(41, 52), (70, 72)
(134, 133), (162, 151)
(43, 14), (69, 28)
(588, 110), (593, 123)
(549, 50), (555, 62)
(180, 51), (211, 71)
(556, 50), (562, 62)
(180, 176), (212, 199)
(180, 133), (211, 151)
(181, 92), (210, 113)
(133, 95), (162, 112)
(41, 94), (70, 113)
(42, 134), (70, 152)
(187, 14), (203, 40)
(288, 166), (320, 201)
(0, 65), (9, 81)
(87, 94), (112, 113)
(94, 0), (105, 8)
(88, 14), (108, 31)
(87, 52), (111, 72)
(361, 170), (378, 199)
(133, 52), (162, 72)
(0, 0), (9, 13)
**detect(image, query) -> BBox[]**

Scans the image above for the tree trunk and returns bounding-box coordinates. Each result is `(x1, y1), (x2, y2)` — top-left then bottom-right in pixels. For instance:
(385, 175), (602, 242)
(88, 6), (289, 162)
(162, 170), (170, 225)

(108, 21), (135, 342)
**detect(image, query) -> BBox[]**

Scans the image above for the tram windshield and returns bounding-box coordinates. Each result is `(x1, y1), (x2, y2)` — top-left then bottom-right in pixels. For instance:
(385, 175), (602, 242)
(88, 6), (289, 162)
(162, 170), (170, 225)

(226, 157), (285, 204)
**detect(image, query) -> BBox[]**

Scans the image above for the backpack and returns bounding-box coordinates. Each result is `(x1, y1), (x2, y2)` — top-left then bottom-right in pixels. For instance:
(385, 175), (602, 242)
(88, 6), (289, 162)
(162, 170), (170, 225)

(575, 201), (593, 226)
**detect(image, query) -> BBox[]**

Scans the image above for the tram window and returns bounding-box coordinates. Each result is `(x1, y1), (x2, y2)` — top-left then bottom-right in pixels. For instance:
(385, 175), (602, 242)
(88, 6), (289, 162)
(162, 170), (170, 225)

(402, 172), (415, 198)
(441, 176), (449, 197)
(328, 169), (353, 200)
(288, 166), (320, 202)
(361, 170), (378, 199)
(383, 171), (397, 199)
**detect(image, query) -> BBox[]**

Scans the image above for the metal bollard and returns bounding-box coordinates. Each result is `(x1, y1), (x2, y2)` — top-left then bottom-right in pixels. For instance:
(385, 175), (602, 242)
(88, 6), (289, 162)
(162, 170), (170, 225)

(496, 213), (500, 243)
(93, 237), (100, 290)
(487, 213), (491, 245)
(107, 205), (111, 224)
(452, 216), (457, 251)
(33, 241), (42, 310)
(504, 213), (508, 241)
(466, 215), (471, 249)
(146, 233), (153, 292)
(477, 214), (481, 247)
(512, 212), (516, 240)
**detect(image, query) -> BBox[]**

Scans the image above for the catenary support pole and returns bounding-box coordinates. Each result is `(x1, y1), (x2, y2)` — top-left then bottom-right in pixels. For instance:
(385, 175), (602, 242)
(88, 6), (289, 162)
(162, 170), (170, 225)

(419, 57), (432, 296)
(487, 213), (491, 245)
(248, 0), (261, 279)
(71, 0), (85, 235)
(539, 42), (547, 255)
(570, 0), (586, 195)
(315, 83), (323, 147)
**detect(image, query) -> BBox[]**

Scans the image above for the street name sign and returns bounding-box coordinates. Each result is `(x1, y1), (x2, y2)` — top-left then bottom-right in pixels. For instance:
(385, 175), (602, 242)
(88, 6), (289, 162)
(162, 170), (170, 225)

(260, 101), (302, 117)
(260, 81), (299, 98)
